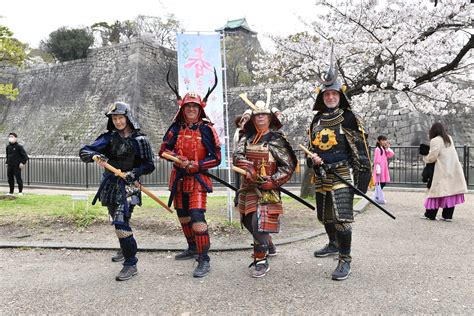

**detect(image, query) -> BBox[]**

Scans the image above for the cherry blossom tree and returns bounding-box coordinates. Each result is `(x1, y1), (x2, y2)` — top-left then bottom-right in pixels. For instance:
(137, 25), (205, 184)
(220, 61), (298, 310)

(255, 0), (473, 126)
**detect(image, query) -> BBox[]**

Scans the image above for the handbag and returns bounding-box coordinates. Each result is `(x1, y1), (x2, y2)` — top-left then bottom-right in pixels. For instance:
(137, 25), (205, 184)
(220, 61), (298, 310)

(374, 182), (385, 204)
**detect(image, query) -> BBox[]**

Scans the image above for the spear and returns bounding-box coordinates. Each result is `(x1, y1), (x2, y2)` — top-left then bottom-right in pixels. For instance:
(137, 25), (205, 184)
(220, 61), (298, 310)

(298, 144), (396, 220)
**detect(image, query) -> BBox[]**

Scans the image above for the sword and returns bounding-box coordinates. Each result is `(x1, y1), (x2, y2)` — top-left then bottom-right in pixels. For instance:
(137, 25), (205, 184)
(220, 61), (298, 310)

(92, 156), (173, 213)
(298, 144), (396, 220)
(231, 165), (316, 211)
(161, 152), (238, 191)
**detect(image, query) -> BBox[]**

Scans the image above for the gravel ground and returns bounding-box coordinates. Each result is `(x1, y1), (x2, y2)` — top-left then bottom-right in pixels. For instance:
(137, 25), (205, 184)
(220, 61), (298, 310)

(0, 190), (472, 314)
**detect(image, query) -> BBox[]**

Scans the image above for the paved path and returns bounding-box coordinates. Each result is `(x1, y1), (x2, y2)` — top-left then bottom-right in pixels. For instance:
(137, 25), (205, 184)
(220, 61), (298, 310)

(0, 190), (472, 314)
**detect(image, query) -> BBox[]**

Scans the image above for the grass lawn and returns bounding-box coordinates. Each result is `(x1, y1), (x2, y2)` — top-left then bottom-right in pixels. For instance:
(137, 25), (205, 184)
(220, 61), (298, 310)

(0, 194), (316, 227)
(0, 193), (361, 230)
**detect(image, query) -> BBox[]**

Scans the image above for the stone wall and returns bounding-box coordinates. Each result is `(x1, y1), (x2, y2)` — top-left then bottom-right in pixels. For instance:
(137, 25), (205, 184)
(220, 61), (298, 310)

(1, 39), (471, 156)
(362, 93), (473, 147)
(0, 38), (177, 155)
(226, 87), (473, 150)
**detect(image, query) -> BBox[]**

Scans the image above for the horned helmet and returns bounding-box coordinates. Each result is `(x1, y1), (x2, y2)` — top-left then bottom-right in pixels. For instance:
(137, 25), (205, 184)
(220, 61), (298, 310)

(313, 44), (350, 112)
(105, 101), (140, 131)
(167, 68), (218, 123)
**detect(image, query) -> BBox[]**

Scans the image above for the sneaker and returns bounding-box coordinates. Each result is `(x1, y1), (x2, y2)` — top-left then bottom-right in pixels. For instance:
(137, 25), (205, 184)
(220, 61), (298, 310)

(111, 249), (125, 262)
(250, 260), (270, 278)
(268, 244), (277, 257)
(18, 193), (23, 196)
(419, 215), (436, 220)
(438, 217), (452, 222)
(331, 259), (351, 281)
(193, 260), (210, 278)
(314, 242), (338, 257)
(175, 249), (198, 260)
(5, 193), (13, 196)
(115, 265), (138, 281)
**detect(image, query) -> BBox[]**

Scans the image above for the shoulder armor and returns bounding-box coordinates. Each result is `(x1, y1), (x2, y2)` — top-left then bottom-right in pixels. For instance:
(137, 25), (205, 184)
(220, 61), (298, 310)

(95, 132), (112, 141)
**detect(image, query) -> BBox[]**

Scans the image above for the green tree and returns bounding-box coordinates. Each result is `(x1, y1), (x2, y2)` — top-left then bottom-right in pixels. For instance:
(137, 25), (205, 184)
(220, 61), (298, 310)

(0, 24), (27, 100)
(40, 27), (94, 62)
(91, 20), (138, 47)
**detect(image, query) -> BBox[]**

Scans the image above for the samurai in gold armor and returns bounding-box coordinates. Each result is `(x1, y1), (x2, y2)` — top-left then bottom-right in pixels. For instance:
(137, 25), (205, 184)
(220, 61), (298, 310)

(306, 46), (371, 281)
(234, 89), (297, 278)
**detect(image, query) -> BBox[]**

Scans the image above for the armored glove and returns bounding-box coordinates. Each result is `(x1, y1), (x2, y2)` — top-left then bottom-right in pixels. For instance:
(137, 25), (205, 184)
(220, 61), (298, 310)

(124, 171), (138, 185)
(259, 176), (278, 190)
(186, 160), (199, 174)
(173, 155), (190, 169)
(235, 160), (258, 183)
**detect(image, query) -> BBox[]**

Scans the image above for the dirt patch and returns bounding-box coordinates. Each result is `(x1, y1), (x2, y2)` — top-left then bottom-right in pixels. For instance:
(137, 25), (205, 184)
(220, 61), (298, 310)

(0, 200), (321, 248)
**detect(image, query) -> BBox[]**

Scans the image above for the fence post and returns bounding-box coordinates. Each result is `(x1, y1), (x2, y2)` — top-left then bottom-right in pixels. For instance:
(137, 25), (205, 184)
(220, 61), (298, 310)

(85, 162), (89, 189)
(464, 145), (469, 184)
(27, 159), (30, 186)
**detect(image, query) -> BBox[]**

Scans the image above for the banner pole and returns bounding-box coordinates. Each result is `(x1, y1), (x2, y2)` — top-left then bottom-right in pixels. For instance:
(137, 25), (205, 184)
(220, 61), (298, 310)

(221, 30), (233, 223)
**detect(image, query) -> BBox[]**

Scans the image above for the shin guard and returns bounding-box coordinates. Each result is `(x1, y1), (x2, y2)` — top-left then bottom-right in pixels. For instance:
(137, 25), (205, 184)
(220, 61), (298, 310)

(115, 223), (138, 266)
(335, 223), (352, 262)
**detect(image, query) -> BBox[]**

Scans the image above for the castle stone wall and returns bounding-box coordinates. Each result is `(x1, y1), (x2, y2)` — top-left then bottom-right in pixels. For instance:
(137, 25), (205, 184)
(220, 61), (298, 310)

(0, 38), (177, 155)
(1, 39), (471, 156)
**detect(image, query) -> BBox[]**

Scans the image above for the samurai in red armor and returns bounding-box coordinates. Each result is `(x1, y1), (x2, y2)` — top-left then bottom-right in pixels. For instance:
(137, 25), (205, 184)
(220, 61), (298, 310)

(234, 89), (297, 278)
(159, 70), (221, 278)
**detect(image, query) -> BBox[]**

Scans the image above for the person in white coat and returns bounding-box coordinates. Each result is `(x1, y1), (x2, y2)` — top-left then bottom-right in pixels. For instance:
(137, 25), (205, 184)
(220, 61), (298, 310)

(420, 122), (467, 221)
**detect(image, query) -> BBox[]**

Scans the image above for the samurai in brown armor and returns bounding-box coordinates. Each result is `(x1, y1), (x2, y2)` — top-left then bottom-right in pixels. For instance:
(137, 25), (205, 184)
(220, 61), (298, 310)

(234, 89), (297, 278)
(159, 70), (221, 278)
(306, 45), (371, 281)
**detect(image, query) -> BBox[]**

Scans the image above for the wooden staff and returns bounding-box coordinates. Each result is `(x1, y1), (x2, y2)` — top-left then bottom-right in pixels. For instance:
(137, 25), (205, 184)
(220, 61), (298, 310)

(232, 165), (247, 176)
(161, 152), (181, 164)
(161, 152), (239, 191)
(92, 156), (173, 213)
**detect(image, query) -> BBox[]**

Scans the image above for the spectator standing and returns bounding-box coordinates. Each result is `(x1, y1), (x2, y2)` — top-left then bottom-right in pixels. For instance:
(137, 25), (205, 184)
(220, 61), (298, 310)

(420, 122), (467, 221)
(6, 132), (28, 196)
(373, 135), (394, 190)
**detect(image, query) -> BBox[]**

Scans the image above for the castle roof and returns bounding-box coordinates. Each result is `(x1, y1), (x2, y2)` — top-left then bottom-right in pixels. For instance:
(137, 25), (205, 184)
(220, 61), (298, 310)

(216, 18), (257, 35)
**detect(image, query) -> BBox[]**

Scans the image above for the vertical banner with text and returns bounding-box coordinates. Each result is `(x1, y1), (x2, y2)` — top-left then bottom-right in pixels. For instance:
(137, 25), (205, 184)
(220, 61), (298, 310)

(177, 33), (227, 167)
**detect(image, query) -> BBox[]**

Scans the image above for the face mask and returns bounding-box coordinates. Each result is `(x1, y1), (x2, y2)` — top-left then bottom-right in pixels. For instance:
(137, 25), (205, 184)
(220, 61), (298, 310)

(8, 137), (15, 143)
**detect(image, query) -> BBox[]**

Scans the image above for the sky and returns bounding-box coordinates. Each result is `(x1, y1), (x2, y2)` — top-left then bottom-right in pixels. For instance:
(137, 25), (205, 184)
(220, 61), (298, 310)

(1, 0), (318, 50)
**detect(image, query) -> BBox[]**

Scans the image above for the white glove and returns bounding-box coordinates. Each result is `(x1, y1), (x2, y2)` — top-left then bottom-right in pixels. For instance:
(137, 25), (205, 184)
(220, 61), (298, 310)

(19, 163), (25, 169)
(375, 164), (381, 174)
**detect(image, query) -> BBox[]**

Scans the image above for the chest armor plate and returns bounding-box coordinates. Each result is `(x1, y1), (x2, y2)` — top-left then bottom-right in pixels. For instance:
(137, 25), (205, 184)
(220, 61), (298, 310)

(310, 110), (350, 163)
(175, 126), (207, 161)
(245, 142), (277, 177)
(106, 134), (136, 172)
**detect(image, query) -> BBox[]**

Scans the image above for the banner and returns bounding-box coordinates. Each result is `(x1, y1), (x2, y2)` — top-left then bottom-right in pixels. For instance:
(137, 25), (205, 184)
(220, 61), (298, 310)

(176, 33), (227, 167)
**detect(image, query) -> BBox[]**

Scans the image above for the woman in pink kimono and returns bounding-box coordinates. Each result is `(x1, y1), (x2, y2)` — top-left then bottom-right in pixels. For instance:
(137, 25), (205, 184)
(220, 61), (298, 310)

(373, 135), (394, 189)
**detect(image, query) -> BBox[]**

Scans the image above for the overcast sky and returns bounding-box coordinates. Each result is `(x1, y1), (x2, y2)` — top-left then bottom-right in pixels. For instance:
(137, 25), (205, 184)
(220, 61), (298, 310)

(2, 0), (318, 49)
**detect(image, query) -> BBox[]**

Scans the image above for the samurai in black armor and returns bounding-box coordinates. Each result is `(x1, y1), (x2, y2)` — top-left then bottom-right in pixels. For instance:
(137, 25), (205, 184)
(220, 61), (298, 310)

(79, 102), (155, 281)
(306, 46), (371, 281)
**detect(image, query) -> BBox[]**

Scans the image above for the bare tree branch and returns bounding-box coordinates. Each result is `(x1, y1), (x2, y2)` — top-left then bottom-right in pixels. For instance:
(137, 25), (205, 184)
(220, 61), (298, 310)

(413, 34), (473, 86)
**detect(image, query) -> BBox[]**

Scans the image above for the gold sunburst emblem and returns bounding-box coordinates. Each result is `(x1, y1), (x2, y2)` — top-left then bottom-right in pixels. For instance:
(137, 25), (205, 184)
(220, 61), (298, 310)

(312, 128), (338, 150)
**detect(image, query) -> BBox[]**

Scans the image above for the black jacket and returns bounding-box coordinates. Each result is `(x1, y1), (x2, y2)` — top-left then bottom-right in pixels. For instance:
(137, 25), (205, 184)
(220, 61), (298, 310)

(419, 144), (434, 188)
(6, 143), (29, 166)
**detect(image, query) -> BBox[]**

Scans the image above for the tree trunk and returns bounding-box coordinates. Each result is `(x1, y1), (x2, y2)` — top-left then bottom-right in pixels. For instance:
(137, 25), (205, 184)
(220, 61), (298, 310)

(300, 166), (315, 199)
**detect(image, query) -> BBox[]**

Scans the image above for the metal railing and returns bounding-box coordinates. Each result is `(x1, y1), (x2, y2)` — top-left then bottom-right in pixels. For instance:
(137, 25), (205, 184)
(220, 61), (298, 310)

(0, 146), (472, 189)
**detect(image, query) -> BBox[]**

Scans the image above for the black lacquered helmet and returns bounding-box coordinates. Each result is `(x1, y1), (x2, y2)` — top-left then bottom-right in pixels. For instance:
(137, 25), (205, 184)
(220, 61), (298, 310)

(105, 102), (140, 131)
